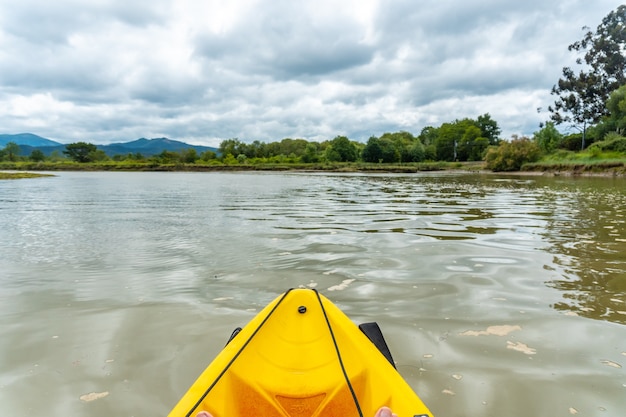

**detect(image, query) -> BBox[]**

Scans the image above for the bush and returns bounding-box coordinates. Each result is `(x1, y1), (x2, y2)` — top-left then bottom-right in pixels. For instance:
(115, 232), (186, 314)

(484, 136), (541, 171)
(588, 146), (602, 158)
(533, 122), (563, 153)
(560, 133), (583, 151)
(588, 132), (626, 153)
(559, 132), (598, 151)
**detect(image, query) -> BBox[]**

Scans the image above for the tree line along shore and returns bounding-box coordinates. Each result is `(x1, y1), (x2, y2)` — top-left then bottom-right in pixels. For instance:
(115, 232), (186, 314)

(1, 124), (625, 176)
(1, 114), (625, 176)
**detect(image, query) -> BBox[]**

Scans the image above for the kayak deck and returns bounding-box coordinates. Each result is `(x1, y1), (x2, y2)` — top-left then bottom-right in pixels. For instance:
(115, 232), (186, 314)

(168, 288), (433, 417)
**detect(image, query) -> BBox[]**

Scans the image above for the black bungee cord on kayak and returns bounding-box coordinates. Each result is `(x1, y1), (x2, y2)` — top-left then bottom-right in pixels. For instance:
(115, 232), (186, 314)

(185, 290), (293, 417)
(185, 288), (364, 417)
(314, 290), (364, 417)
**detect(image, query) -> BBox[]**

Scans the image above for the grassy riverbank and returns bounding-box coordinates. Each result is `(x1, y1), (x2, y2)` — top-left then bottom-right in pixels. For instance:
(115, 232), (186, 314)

(0, 160), (484, 173)
(0, 172), (54, 180)
(522, 151), (626, 176)
(2, 158), (625, 176)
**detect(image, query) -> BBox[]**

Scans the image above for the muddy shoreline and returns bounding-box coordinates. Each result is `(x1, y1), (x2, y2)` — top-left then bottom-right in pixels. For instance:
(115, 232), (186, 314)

(2, 163), (626, 178)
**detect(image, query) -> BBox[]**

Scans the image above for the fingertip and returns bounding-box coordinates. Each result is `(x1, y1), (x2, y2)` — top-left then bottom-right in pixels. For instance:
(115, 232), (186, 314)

(376, 406), (393, 417)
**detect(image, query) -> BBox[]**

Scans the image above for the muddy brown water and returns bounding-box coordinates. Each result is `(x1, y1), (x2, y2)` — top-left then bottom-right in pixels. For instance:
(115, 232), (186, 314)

(1, 171), (624, 416)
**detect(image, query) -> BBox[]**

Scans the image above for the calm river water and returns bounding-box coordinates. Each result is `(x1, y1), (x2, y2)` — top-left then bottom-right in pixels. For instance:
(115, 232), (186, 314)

(1, 171), (625, 416)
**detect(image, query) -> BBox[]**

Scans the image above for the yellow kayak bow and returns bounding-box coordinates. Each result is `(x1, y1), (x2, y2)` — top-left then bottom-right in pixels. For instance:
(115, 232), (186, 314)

(168, 288), (434, 417)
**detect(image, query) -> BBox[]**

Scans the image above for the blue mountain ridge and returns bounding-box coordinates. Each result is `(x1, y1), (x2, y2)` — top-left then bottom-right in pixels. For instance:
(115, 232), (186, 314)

(1, 133), (219, 157)
(0, 133), (62, 147)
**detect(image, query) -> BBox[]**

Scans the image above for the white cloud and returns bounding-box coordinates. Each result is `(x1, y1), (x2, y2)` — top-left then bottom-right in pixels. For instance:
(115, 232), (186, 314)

(0, 0), (623, 146)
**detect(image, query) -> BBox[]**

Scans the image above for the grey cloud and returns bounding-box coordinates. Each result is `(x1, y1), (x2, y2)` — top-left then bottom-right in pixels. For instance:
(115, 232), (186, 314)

(0, 0), (622, 145)
(265, 38), (374, 78)
(194, 1), (375, 80)
(126, 71), (208, 106)
(1, 0), (170, 44)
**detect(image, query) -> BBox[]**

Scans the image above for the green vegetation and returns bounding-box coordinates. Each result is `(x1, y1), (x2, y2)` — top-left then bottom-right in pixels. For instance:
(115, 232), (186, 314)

(2, 113), (624, 175)
(484, 136), (541, 172)
(0, 115), (500, 172)
(0, 172), (53, 180)
(63, 142), (99, 162)
(485, 5), (626, 174)
(2, 6), (626, 175)
(549, 5), (626, 148)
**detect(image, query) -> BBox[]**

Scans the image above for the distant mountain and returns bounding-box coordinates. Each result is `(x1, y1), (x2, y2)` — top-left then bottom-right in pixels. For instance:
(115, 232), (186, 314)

(0, 133), (63, 147)
(99, 137), (218, 156)
(2, 133), (219, 157)
(110, 137), (180, 150)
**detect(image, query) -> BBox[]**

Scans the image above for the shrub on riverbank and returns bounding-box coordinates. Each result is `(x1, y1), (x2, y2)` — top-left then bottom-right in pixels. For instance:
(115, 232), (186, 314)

(519, 131), (626, 173)
(484, 136), (541, 171)
(587, 132), (626, 153)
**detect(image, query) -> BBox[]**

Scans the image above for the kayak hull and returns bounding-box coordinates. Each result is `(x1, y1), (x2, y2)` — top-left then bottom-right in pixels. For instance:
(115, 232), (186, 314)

(168, 288), (433, 417)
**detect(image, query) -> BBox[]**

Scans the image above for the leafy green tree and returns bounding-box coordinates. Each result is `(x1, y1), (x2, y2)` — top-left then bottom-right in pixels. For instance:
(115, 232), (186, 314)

(265, 141), (282, 158)
(533, 122), (563, 153)
(362, 137), (383, 162)
(477, 113), (501, 144)
(29, 149), (46, 162)
(362, 136), (403, 163)
(180, 148), (198, 164)
(435, 119), (477, 161)
(154, 150), (180, 164)
(325, 147), (341, 162)
(484, 136), (541, 171)
(2, 141), (20, 162)
(435, 123), (459, 161)
(424, 144), (437, 161)
(458, 125), (483, 161)
(244, 140), (265, 158)
(473, 137), (490, 160)
(277, 138), (308, 158)
(379, 137), (400, 162)
(200, 150), (217, 161)
(407, 139), (426, 162)
(301, 142), (321, 163)
(549, 5), (626, 148)
(91, 149), (109, 162)
(325, 136), (358, 162)
(549, 69), (600, 149)
(219, 138), (244, 157)
(63, 142), (98, 162)
(48, 150), (63, 162)
(604, 84), (626, 133)
(418, 126), (439, 147)
(379, 131), (417, 162)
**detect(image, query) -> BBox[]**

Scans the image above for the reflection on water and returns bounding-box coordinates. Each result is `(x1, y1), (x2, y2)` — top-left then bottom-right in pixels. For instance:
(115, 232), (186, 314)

(539, 179), (626, 323)
(0, 171), (625, 417)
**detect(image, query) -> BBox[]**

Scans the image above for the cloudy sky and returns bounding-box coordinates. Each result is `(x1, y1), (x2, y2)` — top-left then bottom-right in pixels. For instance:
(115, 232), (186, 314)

(1, 0), (623, 146)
